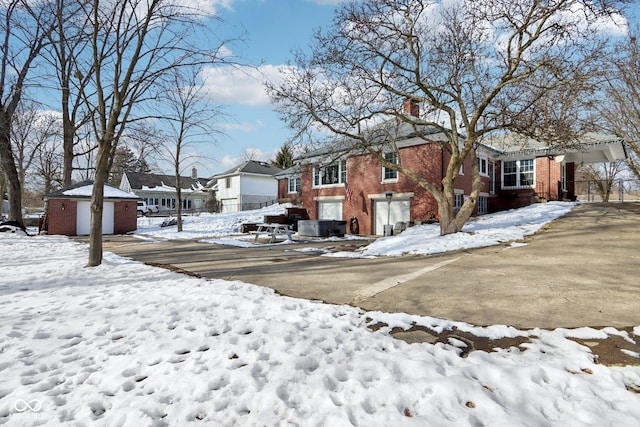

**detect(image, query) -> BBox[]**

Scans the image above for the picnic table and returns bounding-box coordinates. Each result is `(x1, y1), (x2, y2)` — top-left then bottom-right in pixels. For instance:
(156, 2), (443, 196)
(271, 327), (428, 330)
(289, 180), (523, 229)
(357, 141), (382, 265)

(250, 223), (294, 243)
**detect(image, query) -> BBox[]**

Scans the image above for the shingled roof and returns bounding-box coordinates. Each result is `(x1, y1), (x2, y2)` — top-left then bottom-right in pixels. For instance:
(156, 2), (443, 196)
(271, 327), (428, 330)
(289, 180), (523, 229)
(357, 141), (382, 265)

(213, 160), (282, 178)
(124, 172), (209, 191)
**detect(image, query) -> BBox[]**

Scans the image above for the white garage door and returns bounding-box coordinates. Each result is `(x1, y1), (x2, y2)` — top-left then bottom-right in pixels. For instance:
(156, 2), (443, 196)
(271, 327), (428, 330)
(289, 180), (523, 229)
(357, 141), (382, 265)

(76, 201), (114, 235)
(318, 200), (343, 220)
(374, 199), (410, 235)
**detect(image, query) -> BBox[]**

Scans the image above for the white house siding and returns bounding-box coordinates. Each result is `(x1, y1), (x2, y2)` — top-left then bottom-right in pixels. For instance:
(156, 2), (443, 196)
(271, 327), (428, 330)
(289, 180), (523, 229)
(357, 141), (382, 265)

(242, 175), (278, 196)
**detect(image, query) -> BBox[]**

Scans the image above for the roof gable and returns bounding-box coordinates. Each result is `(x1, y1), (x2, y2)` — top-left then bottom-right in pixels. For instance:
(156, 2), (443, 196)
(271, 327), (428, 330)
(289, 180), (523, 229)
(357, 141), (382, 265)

(214, 160), (282, 178)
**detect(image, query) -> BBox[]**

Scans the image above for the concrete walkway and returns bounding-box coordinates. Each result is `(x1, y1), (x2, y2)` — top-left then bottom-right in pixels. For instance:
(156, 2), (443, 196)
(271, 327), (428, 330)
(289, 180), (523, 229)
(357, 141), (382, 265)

(104, 203), (640, 329)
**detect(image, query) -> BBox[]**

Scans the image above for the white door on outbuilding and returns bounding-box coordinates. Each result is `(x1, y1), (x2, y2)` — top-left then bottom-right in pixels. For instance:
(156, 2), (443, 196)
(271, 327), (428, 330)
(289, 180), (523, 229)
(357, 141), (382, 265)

(374, 199), (410, 235)
(76, 201), (114, 235)
(318, 200), (343, 220)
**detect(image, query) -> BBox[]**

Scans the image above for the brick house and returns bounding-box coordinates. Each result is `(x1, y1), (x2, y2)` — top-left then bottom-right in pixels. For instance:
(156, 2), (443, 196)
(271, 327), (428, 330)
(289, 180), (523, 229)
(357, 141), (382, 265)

(276, 109), (627, 236)
(43, 181), (139, 236)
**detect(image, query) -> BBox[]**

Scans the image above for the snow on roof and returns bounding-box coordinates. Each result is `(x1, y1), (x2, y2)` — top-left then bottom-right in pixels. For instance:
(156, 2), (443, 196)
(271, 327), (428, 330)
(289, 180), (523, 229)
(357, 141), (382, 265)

(45, 180), (139, 199)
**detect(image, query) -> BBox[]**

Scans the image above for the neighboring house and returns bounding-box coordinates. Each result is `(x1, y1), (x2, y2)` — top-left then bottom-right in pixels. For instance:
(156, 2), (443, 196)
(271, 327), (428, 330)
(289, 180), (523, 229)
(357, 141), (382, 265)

(276, 103), (627, 236)
(43, 180), (139, 236)
(212, 160), (282, 213)
(119, 169), (210, 213)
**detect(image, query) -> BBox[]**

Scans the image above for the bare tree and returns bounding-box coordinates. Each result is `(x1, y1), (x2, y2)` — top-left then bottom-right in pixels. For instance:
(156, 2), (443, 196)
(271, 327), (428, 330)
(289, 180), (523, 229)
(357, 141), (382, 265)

(46, 0), (93, 187)
(596, 27), (640, 179)
(577, 161), (626, 202)
(35, 138), (63, 195)
(0, 0), (55, 225)
(268, 0), (622, 235)
(76, 0), (237, 266)
(157, 68), (221, 232)
(11, 101), (61, 199)
(240, 147), (264, 162)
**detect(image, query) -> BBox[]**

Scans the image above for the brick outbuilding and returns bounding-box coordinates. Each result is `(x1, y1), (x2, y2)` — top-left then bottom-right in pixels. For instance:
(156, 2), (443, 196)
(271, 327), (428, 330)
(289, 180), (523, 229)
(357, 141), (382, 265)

(42, 181), (139, 236)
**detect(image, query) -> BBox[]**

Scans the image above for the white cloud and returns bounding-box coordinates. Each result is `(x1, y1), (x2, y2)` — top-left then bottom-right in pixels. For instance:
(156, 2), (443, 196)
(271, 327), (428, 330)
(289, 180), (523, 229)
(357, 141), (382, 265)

(200, 64), (287, 106)
(307, 0), (346, 5)
(175, 0), (236, 16)
(219, 120), (263, 132)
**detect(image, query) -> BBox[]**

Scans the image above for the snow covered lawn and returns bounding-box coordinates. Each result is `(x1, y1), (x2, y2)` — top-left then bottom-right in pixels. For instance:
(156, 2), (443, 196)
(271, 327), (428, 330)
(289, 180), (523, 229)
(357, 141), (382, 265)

(133, 202), (580, 258)
(2, 220), (640, 425)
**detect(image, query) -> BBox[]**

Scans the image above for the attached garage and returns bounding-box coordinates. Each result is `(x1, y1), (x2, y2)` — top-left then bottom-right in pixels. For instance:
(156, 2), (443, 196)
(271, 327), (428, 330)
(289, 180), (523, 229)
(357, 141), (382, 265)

(43, 180), (138, 236)
(316, 198), (344, 220)
(372, 193), (412, 235)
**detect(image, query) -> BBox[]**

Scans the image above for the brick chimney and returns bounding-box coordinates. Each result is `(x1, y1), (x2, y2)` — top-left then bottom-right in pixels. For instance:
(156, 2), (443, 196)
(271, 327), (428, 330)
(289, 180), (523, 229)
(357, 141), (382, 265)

(191, 167), (197, 179)
(403, 99), (419, 117)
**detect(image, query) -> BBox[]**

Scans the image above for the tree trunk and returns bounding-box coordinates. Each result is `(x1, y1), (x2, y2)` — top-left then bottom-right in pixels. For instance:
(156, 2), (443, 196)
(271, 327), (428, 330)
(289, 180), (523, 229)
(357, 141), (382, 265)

(87, 144), (111, 267)
(0, 113), (23, 225)
(438, 148), (482, 235)
(175, 172), (183, 232)
(62, 94), (74, 187)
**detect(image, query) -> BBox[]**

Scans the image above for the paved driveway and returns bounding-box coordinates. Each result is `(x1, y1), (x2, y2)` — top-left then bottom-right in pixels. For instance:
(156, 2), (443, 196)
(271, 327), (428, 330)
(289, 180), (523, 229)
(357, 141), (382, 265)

(104, 203), (640, 329)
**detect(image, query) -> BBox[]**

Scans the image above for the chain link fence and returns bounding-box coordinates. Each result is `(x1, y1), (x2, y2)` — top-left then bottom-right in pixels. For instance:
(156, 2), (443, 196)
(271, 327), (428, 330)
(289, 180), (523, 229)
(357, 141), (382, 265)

(572, 179), (640, 203)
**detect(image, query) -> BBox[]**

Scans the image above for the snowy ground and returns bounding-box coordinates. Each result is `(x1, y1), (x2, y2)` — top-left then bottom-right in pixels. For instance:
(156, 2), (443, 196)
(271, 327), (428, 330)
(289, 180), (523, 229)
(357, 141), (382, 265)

(134, 202), (575, 258)
(1, 202), (640, 426)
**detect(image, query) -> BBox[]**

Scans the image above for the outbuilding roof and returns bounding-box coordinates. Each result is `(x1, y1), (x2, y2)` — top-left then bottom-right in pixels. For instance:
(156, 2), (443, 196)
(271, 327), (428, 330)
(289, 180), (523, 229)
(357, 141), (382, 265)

(44, 180), (139, 200)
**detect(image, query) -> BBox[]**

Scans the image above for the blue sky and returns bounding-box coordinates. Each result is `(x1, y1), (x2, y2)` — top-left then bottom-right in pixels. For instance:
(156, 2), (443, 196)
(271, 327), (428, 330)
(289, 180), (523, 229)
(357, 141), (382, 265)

(191, 0), (342, 177)
(188, 0), (639, 178)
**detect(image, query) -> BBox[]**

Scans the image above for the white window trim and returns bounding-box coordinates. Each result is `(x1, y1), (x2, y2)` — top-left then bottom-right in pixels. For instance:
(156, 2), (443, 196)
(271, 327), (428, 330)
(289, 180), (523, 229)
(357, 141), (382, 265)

(287, 176), (301, 194)
(478, 156), (489, 177)
(502, 159), (536, 189)
(381, 152), (399, 183)
(312, 160), (347, 188)
(477, 192), (489, 215)
(368, 192), (414, 200)
(313, 195), (345, 201)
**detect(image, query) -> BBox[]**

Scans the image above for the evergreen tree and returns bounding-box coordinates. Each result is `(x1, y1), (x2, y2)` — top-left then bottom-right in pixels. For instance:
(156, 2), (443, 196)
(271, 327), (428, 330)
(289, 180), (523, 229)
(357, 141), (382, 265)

(271, 143), (294, 170)
(108, 147), (150, 186)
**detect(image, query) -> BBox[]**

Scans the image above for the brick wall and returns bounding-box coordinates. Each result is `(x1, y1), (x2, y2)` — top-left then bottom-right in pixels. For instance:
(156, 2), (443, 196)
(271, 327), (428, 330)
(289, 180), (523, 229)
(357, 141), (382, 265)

(47, 198), (77, 235)
(292, 144), (449, 235)
(46, 198), (138, 236)
(281, 144), (577, 234)
(113, 200), (137, 234)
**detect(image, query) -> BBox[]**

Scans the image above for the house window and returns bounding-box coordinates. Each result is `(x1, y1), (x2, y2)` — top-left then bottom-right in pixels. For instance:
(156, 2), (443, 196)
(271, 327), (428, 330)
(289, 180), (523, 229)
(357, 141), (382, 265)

(313, 160), (347, 187)
(225, 177), (231, 189)
(478, 196), (488, 214)
(454, 193), (464, 212)
(383, 152), (398, 181)
(288, 176), (301, 193)
(478, 156), (488, 176)
(503, 159), (534, 188)
(488, 161), (495, 194)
